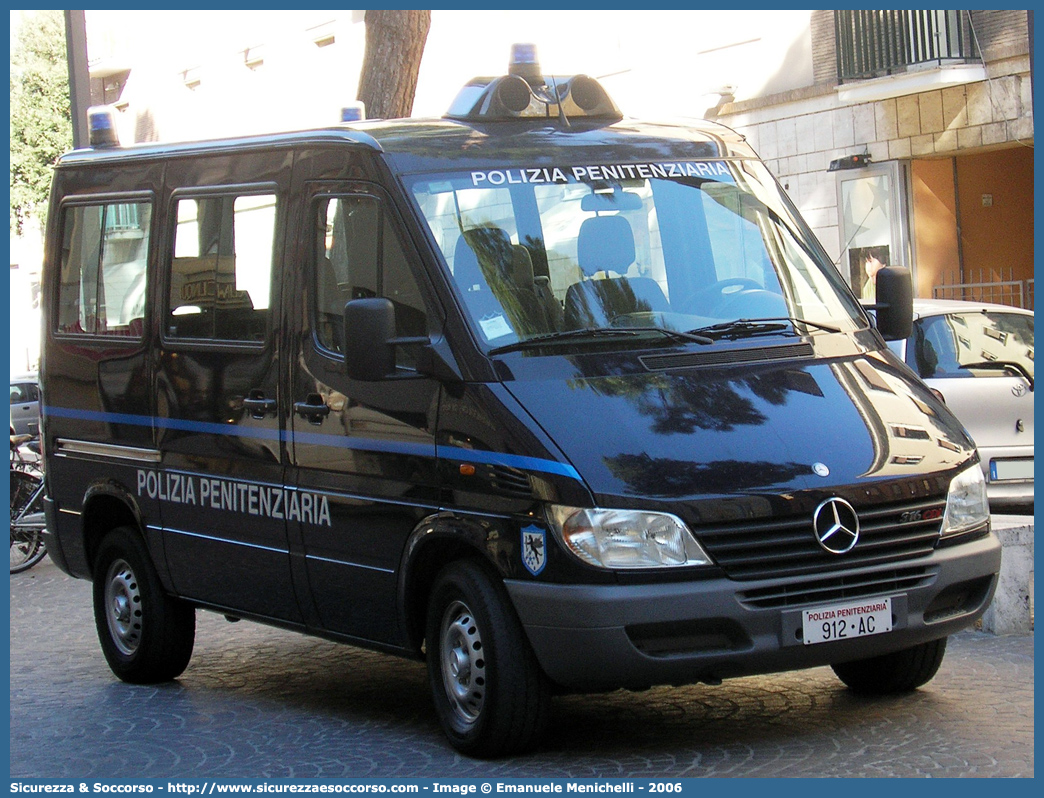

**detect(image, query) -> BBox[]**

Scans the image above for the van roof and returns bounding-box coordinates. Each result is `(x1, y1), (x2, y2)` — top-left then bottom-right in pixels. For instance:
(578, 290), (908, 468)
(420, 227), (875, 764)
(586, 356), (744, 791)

(56, 116), (757, 175)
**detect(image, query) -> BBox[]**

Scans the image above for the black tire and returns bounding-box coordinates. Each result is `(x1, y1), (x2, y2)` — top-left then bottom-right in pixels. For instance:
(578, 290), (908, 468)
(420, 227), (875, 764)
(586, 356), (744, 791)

(92, 526), (195, 683)
(10, 469), (47, 574)
(831, 637), (947, 694)
(426, 559), (551, 758)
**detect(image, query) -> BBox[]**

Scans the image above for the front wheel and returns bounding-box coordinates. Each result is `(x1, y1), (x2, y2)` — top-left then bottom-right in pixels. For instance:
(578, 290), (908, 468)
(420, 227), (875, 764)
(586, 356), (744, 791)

(831, 637), (947, 694)
(10, 469), (47, 573)
(426, 560), (551, 757)
(92, 526), (196, 683)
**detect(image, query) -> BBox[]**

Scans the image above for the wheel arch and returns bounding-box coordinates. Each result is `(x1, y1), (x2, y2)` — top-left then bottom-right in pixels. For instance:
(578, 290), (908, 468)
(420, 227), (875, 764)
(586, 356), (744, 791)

(398, 512), (506, 655)
(81, 482), (148, 576)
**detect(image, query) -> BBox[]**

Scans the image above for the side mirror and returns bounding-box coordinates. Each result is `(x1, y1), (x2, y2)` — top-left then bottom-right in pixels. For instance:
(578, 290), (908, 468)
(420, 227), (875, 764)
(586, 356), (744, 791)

(344, 298), (396, 380)
(867, 266), (913, 341)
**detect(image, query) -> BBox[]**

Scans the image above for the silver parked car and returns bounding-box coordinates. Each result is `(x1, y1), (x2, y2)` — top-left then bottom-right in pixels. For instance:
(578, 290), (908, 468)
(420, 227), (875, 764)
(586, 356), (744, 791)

(889, 299), (1033, 512)
(10, 373), (40, 437)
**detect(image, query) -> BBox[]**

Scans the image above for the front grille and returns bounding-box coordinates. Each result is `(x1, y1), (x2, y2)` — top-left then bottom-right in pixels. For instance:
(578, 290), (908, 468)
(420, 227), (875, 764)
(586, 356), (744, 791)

(738, 565), (934, 610)
(696, 497), (944, 581)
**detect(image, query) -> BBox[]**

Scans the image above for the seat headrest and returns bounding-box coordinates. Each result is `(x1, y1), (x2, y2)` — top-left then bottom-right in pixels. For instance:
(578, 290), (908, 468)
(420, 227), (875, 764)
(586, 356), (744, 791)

(454, 227), (513, 289)
(577, 215), (635, 276)
(509, 245), (535, 285)
(453, 233), (483, 292)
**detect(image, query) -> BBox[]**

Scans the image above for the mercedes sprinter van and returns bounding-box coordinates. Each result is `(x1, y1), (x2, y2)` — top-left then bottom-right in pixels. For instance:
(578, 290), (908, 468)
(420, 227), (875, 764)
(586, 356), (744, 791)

(40, 47), (1000, 757)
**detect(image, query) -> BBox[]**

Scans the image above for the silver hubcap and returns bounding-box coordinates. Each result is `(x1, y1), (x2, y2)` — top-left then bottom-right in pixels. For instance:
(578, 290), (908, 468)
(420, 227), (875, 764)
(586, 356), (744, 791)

(439, 600), (486, 726)
(105, 559), (142, 656)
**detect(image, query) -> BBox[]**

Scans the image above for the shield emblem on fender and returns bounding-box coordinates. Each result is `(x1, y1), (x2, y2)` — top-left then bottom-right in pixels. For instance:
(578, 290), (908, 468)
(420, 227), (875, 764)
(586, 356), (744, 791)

(521, 525), (547, 575)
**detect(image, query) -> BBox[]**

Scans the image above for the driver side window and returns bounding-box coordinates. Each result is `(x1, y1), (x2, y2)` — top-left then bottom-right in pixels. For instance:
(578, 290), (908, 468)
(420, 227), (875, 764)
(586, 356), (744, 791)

(315, 195), (428, 367)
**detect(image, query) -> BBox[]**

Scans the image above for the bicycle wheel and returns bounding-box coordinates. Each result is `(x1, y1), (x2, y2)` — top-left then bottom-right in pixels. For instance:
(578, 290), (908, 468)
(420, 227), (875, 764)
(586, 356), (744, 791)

(10, 469), (46, 573)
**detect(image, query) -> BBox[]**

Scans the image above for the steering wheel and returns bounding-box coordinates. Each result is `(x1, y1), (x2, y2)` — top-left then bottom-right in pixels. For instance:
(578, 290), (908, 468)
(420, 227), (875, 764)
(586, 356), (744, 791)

(682, 278), (763, 316)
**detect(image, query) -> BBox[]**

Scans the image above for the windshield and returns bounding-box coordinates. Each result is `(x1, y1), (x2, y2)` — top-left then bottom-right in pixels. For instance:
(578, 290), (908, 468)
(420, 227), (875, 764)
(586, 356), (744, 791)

(407, 158), (866, 352)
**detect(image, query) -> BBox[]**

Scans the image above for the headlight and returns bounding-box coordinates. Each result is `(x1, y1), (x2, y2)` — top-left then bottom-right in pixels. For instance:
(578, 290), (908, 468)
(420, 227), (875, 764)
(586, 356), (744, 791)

(547, 505), (713, 569)
(940, 465), (989, 538)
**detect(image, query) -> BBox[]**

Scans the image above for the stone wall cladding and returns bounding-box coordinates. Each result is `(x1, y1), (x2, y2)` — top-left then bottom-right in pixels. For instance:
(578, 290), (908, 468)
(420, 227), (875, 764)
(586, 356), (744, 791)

(716, 11), (1033, 262)
(728, 77), (1034, 261)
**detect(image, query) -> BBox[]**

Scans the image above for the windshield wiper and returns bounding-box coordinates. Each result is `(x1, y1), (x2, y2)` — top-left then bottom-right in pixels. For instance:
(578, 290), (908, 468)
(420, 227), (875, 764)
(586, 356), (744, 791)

(621, 326), (714, 345)
(958, 360), (1034, 390)
(488, 326), (712, 355)
(687, 317), (842, 340)
(687, 319), (791, 340)
(779, 316), (843, 333)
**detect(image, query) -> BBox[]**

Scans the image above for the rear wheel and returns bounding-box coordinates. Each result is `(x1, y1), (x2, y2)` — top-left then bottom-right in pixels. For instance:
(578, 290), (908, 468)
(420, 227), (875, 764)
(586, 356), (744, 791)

(426, 560), (551, 757)
(831, 637), (947, 694)
(10, 469), (46, 573)
(92, 526), (195, 683)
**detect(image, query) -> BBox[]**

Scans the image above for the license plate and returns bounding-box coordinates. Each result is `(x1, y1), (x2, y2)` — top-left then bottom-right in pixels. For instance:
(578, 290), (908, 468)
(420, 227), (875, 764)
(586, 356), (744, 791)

(990, 458), (1033, 482)
(802, 597), (892, 645)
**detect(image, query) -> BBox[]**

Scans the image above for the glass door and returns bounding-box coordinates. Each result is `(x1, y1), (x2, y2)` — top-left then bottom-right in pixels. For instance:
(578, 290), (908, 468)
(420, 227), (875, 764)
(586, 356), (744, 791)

(835, 161), (910, 302)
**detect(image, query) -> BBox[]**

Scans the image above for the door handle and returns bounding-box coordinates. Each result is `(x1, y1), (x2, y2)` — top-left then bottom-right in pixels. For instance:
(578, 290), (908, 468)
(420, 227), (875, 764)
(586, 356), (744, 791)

(294, 394), (331, 424)
(243, 390), (277, 419)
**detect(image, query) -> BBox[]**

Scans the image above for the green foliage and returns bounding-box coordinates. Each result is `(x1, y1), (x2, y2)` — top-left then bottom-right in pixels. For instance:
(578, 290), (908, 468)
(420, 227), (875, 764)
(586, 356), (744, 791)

(10, 10), (73, 235)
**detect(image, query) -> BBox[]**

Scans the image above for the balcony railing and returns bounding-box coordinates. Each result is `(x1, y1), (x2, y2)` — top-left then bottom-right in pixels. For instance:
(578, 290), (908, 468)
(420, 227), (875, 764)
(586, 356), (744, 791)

(836, 10), (979, 82)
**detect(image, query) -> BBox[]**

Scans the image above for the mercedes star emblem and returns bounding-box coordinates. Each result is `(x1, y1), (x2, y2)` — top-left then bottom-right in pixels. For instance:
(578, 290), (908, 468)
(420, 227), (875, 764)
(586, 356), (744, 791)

(813, 497), (860, 554)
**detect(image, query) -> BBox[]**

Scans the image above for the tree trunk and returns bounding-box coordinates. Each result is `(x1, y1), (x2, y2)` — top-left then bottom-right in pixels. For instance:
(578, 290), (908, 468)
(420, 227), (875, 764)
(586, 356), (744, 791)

(357, 10), (431, 120)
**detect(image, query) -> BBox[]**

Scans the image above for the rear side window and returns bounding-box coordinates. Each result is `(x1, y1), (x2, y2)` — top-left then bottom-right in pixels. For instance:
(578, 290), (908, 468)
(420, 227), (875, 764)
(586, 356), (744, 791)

(909, 311), (1035, 380)
(167, 192), (276, 342)
(56, 200), (151, 336)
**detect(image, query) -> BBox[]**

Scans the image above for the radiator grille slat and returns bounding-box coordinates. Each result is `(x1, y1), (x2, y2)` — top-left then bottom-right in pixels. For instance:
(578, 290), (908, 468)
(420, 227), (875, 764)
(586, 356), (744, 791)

(696, 498), (945, 581)
(738, 566), (934, 610)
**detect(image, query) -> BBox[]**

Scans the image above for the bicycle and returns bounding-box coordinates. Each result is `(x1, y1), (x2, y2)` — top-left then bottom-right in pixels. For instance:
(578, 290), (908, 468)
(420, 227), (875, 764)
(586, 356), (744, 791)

(10, 433), (42, 476)
(11, 435), (47, 573)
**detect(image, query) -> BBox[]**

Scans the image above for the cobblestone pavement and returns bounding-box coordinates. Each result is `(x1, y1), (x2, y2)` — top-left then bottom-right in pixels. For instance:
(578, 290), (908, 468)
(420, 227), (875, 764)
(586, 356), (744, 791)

(10, 557), (1034, 778)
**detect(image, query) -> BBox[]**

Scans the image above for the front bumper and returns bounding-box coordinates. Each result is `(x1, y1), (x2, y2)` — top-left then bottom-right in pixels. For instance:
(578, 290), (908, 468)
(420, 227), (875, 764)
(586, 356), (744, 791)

(506, 533), (1001, 691)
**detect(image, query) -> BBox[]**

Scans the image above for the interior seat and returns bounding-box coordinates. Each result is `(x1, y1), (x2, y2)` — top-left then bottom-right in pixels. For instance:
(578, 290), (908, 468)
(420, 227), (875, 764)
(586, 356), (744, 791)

(564, 215), (669, 328)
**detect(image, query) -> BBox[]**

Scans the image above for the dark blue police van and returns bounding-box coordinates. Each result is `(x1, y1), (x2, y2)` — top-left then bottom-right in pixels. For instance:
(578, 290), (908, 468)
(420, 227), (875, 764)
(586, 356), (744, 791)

(40, 46), (1000, 757)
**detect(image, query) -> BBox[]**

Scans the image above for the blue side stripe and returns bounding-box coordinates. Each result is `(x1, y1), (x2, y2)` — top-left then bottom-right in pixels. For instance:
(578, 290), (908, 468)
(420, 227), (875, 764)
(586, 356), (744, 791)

(446, 447), (582, 480)
(46, 406), (153, 427)
(291, 429), (435, 458)
(44, 405), (582, 480)
(45, 406), (282, 441)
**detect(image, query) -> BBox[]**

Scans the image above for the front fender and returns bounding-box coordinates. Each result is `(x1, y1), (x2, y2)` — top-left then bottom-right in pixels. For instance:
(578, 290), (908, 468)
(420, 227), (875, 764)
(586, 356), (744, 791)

(396, 510), (515, 654)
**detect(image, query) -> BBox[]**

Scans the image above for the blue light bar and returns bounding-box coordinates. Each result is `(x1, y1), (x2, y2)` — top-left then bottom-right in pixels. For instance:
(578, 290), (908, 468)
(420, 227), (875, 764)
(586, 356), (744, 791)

(87, 106), (119, 148)
(510, 43), (538, 67)
(341, 102), (366, 123)
(508, 43), (542, 85)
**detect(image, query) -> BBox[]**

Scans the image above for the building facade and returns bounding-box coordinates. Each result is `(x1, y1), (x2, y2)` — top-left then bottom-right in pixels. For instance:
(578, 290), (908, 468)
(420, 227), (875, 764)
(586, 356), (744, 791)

(13, 9), (1035, 343)
(715, 10), (1034, 307)
(87, 10), (1031, 307)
